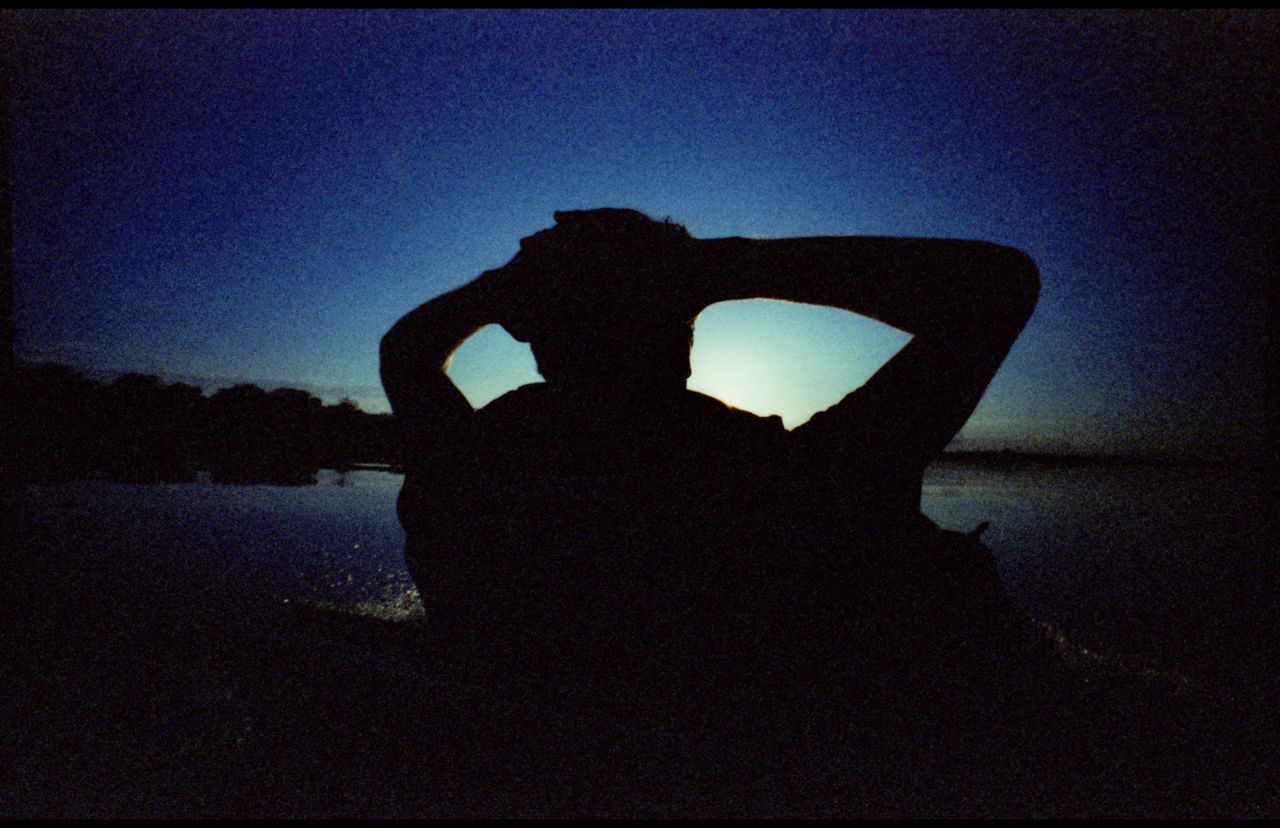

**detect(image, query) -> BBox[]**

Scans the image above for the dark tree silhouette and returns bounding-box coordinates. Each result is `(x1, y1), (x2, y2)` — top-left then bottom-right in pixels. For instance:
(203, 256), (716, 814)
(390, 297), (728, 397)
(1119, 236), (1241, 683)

(203, 384), (321, 485)
(98, 373), (203, 483)
(10, 364), (396, 484)
(11, 363), (105, 481)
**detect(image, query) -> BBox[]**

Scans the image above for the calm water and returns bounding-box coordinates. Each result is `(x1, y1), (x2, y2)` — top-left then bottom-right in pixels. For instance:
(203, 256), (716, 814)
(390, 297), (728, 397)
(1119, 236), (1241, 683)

(923, 459), (1273, 672)
(15, 461), (1273, 676)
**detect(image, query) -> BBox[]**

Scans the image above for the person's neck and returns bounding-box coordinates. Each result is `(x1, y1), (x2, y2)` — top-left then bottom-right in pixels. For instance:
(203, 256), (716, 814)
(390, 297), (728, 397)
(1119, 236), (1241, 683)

(555, 377), (688, 407)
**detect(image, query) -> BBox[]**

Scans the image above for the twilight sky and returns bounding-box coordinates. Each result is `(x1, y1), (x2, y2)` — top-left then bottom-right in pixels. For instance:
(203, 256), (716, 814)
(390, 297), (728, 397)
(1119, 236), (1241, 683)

(7, 9), (1277, 457)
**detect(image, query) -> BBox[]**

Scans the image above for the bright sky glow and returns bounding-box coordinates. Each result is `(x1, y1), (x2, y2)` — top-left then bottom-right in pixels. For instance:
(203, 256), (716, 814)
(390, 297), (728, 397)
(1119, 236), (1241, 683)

(687, 301), (913, 429)
(445, 324), (542, 411)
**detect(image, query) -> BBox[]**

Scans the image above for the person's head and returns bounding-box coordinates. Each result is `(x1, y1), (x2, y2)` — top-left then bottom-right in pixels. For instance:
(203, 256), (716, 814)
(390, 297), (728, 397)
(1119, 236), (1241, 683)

(527, 313), (695, 394)
(505, 209), (699, 394)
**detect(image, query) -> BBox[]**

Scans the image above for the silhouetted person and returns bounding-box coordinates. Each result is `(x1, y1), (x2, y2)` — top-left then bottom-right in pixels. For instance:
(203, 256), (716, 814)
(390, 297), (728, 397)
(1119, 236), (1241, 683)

(381, 209), (1038, 673)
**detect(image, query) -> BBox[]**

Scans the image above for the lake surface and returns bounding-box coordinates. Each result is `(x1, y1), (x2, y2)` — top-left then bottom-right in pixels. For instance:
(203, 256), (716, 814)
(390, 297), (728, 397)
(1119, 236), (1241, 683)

(14, 460), (1274, 683)
(923, 458), (1273, 678)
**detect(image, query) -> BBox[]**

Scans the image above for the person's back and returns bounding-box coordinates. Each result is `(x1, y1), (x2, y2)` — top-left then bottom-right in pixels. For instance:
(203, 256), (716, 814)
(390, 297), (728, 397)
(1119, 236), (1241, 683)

(403, 367), (795, 676)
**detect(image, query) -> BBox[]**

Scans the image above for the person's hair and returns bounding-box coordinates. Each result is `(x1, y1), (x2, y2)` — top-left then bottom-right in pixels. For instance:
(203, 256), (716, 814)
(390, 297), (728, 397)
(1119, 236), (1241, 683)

(549, 208), (691, 243)
(513, 209), (696, 387)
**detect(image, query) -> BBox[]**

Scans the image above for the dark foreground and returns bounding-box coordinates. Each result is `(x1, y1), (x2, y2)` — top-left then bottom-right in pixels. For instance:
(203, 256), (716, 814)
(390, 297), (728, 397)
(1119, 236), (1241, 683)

(3, 501), (1278, 818)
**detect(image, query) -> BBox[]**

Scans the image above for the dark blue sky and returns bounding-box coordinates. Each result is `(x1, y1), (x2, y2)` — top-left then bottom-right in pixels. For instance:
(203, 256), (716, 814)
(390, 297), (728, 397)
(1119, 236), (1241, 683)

(8, 9), (1277, 457)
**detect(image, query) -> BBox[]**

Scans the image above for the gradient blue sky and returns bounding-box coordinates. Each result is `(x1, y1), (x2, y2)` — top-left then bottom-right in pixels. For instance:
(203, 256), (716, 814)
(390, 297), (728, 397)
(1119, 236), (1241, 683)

(8, 9), (1277, 457)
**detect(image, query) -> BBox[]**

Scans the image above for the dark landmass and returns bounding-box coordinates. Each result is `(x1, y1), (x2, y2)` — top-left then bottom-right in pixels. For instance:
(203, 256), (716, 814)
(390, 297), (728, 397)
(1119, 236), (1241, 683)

(8, 363), (398, 485)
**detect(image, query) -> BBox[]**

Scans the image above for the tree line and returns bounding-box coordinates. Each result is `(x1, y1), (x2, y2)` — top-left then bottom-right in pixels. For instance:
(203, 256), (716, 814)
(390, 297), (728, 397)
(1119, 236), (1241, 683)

(9, 363), (399, 484)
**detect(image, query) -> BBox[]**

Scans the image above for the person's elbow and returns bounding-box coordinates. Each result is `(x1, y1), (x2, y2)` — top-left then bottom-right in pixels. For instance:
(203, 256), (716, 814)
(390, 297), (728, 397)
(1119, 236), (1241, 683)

(990, 244), (1040, 328)
(379, 323), (406, 384)
(379, 316), (422, 410)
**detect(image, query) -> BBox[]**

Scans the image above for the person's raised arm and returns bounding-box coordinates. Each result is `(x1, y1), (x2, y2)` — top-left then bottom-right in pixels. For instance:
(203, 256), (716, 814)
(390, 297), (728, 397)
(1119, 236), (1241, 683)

(688, 236), (1038, 341)
(380, 267), (522, 438)
(685, 234), (1038, 488)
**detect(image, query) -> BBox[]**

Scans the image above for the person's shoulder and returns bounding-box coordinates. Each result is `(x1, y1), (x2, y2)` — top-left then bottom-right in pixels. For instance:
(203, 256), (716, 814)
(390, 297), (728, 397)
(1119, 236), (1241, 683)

(475, 382), (557, 422)
(684, 391), (786, 433)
